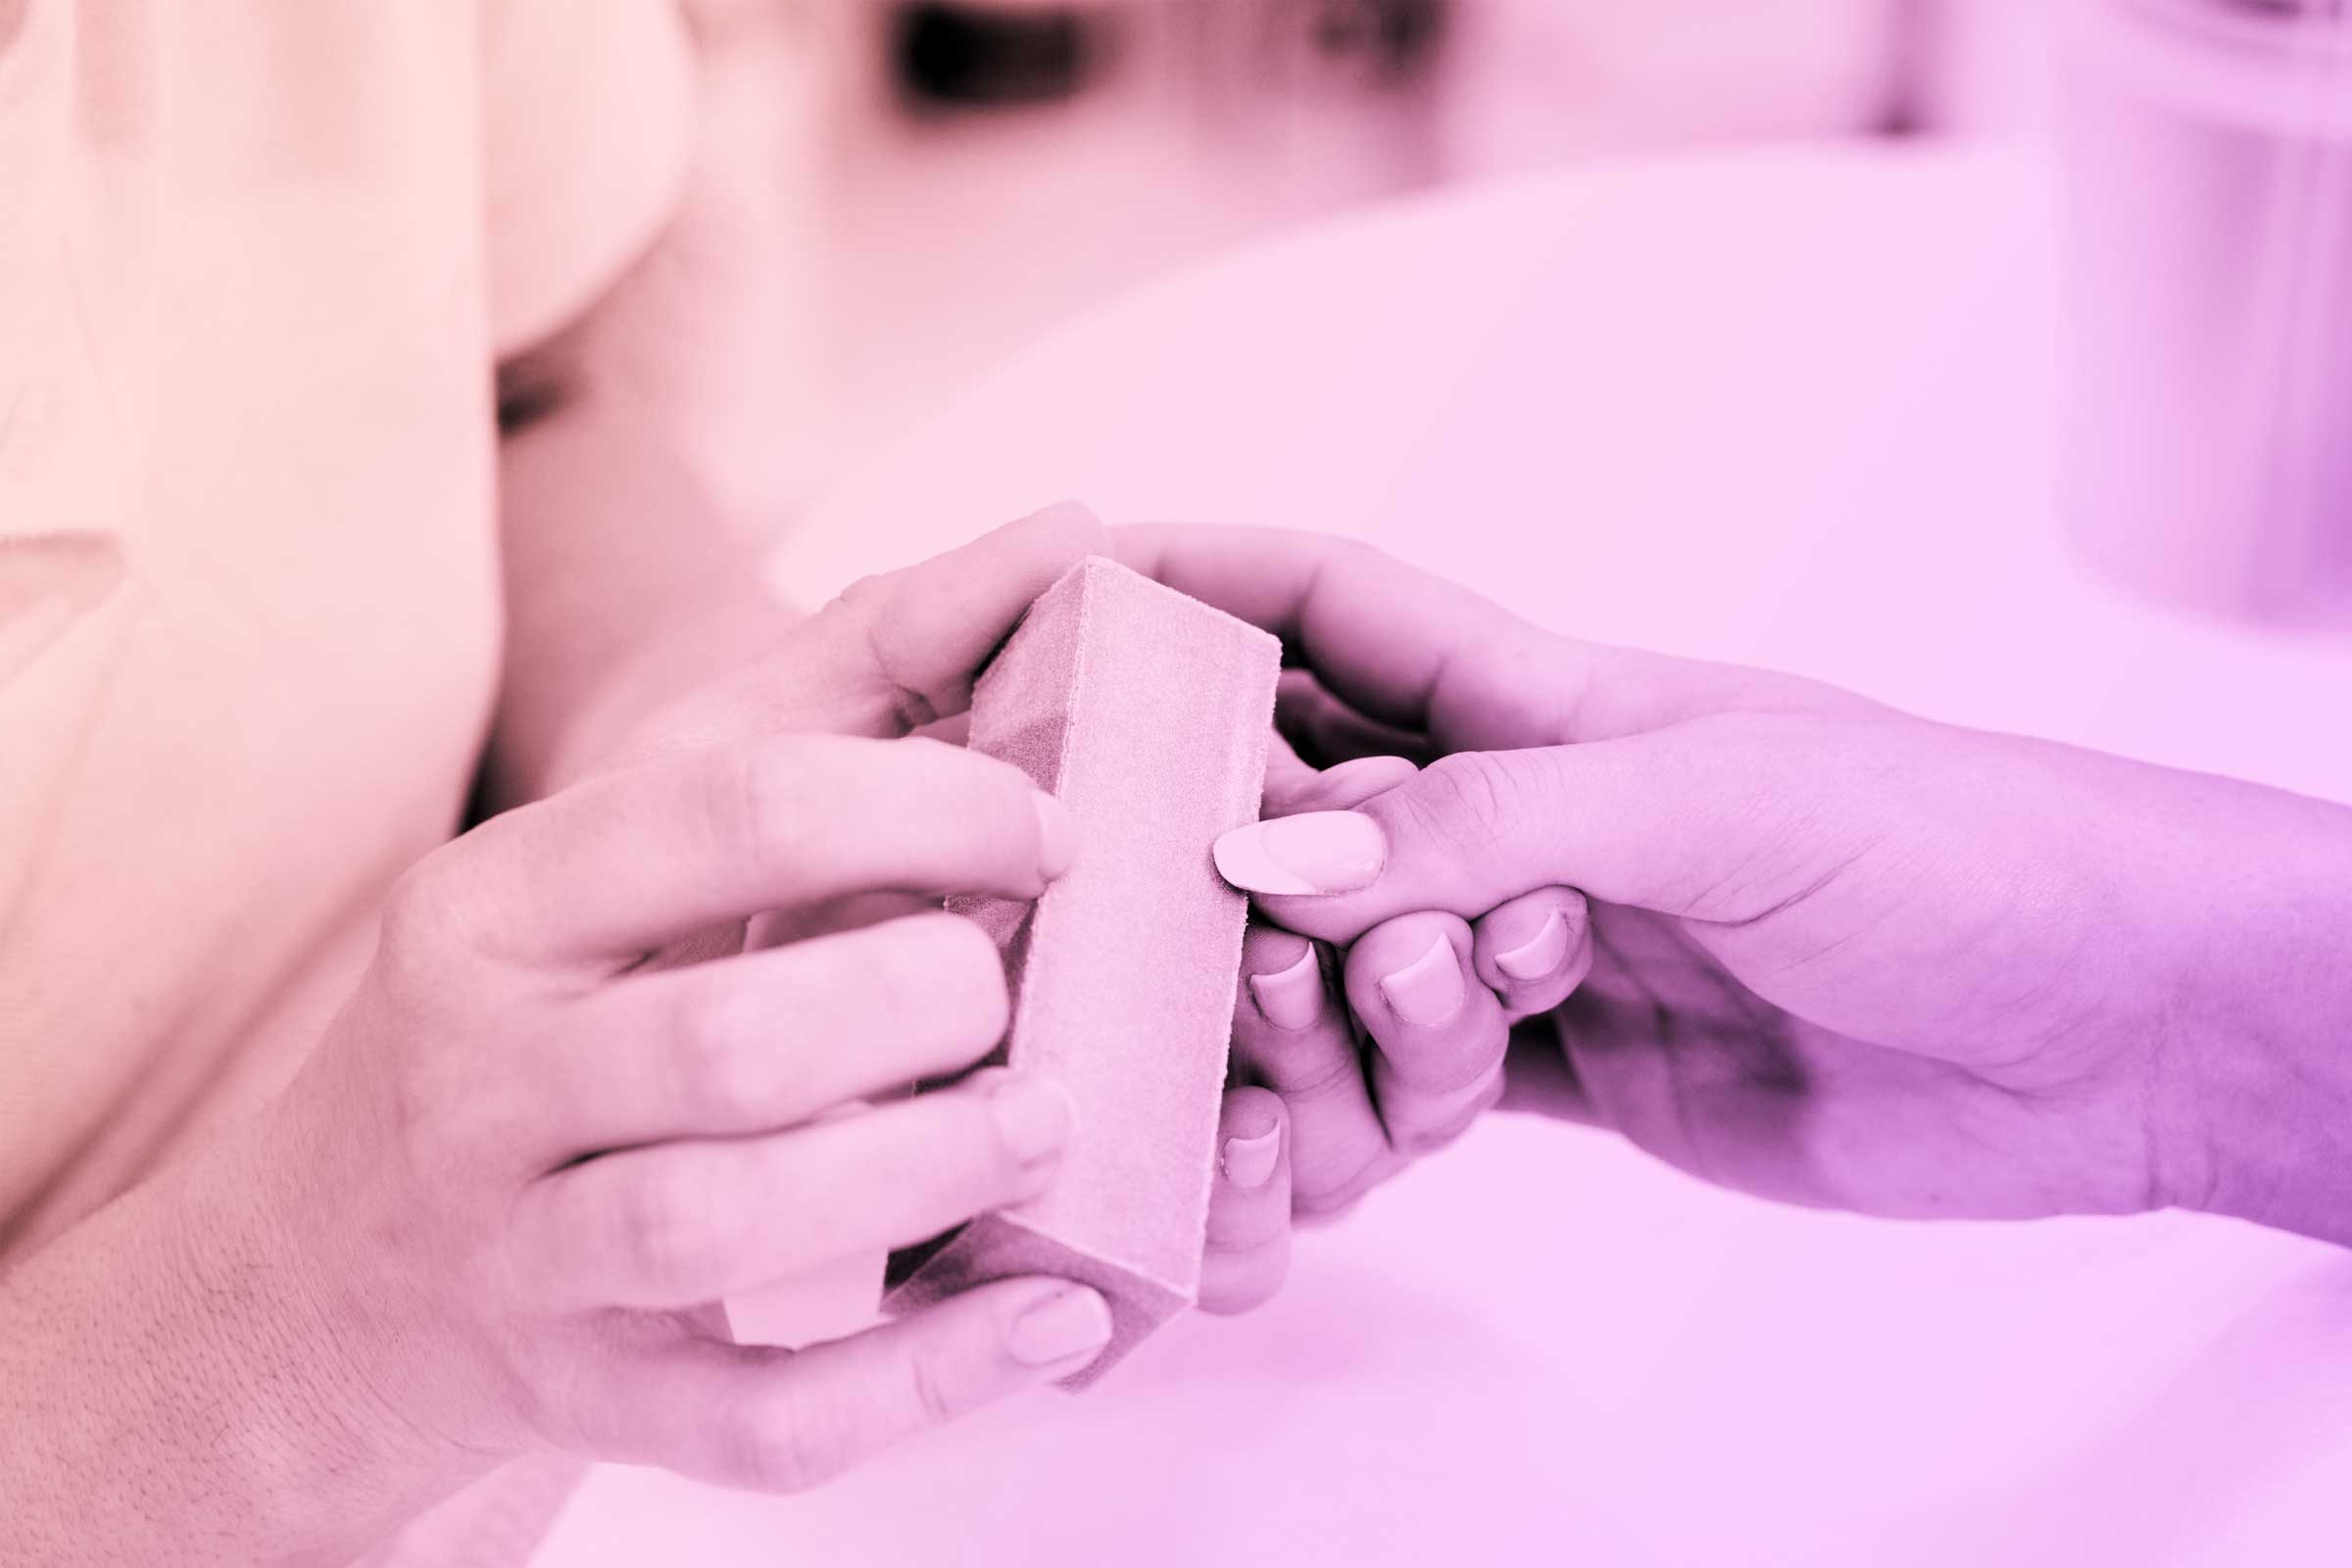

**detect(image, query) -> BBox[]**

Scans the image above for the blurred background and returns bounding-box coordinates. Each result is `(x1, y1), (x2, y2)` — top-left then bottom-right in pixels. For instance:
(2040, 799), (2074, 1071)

(715, 0), (2058, 512)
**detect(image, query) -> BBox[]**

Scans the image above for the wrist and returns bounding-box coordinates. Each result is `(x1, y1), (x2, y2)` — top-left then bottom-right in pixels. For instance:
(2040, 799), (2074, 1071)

(178, 1115), (502, 1531)
(0, 1120), (492, 1564)
(2147, 789), (2352, 1247)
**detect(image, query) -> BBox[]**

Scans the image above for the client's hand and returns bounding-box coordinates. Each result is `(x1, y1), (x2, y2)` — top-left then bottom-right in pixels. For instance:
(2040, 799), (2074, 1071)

(1125, 525), (2352, 1245)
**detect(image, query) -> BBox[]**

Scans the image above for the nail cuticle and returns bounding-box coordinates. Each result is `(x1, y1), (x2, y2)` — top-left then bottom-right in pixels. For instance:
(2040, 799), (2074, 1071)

(1248, 947), (1323, 1031)
(1494, 909), (1570, 982)
(1379, 932), (1465, 1026)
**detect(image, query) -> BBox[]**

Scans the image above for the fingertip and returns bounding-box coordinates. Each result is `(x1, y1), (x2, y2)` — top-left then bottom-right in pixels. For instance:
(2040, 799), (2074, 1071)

(1375, 930), (1467, 1029)
(1242, 940), (1324, 1034)
(1198, 1236), (1291, 1316)
(1030, 790), (1076, 881)
(1007, 498), (1107, 551)
(1472, 888), (1593, 1013)
(1218, 1088), (1287, 1190)
(1240, 920), (1314, 979)
(1494, 909), (1571, 982)
(1213, 811), (1387, 898)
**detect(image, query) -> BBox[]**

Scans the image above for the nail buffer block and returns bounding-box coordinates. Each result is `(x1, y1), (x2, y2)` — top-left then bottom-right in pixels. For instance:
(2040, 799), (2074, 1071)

(882, 557), (1280, 1387)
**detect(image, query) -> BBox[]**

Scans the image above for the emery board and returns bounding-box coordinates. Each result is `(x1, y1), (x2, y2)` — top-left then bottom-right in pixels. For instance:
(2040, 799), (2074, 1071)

(882, 556), (1280, 1387)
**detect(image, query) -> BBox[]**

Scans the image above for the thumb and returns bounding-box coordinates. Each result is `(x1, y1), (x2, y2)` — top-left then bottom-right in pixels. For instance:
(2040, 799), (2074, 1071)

(620, 503), (1106, 763)
(1213, 716), (1854, 945)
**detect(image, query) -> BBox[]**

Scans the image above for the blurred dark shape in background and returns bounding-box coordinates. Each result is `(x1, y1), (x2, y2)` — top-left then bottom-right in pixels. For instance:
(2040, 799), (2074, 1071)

(715, 1), (2048, 513)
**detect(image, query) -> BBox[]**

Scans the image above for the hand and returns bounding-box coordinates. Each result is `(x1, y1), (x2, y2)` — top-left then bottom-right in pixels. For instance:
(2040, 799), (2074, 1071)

(589, 506), (1297, 1313)
(1124, 525), (2352, 1243)
(251, 731), (1117, 1496)
(244, 513), (1293, 1501)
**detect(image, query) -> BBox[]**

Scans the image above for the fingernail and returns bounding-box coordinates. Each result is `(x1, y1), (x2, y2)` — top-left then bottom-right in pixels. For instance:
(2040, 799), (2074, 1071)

(1494, 910), (1570, 982)
(1031, 791), (1076, 880)
(1006, 1285), (1115, 1368)
(1221, 1127), (1282, 1189)
(1379, 933), (1464, 1026)
(1212, 812), (1386, 896)
(1248, 947), (1323, 1031)
(989, 1076), (1076, 1165)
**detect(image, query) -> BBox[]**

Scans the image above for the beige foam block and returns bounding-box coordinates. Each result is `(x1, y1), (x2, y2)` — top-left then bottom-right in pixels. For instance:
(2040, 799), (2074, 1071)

(883, 557), (1280, 1388)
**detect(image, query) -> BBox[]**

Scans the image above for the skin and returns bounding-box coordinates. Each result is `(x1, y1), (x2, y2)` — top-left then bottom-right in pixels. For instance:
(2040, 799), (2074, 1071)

(0, 512), (1289, 1560)
(1123, 524), (2352, 1248)
(0, 508), (1294, 1564)
(7, 23), (1288, 1547)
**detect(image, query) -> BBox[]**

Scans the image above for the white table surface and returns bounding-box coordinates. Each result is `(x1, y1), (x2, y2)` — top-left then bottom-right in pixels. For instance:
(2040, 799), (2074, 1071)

(539, 144), (2352, 1567)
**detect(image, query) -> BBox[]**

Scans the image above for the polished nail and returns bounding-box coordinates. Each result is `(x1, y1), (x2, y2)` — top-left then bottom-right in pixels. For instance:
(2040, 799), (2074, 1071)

(1212, 812), (1386, 896)
(1006, 1286), (1115, 1367)
(1032, 791), (1076, 880)
(989, 1076), (1076, 1165)
(1221, 1127), (1282, 1190)
(1494, 909), (1570, 982)
(1248, 948), (1323, 1031)
(1380, 933), (1465, 1026)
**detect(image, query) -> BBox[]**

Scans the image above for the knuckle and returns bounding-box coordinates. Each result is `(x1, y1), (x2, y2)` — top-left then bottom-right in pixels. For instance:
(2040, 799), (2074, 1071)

(612, 1169), (708, 1290)
(1320, 535), (1391, 576)
(1249, 1030), (1358, 1098)
(906, 915), (1010, 1043)
(697, 739), (821, 871)
(730, 1407), (841, 1494)
(379, 855), (462, 961)
(1398, 752), (1524, 858)
(906, 1343), (972, 1430)
(832, 571), (891, 615)
(668, 981), (767, 1120)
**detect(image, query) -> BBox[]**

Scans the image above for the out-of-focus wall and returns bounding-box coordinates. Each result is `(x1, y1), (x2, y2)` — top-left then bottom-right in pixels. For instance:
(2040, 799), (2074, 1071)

(736, 0), (2052, 513)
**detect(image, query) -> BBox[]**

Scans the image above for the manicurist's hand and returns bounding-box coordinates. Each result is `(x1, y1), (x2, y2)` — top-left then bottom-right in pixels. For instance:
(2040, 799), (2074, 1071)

(0, 512), (1290, 1568)
(579, 507), (1297, 1315)
(1123, 524), (2352, 1246)
(269, 732), (1104, 1489)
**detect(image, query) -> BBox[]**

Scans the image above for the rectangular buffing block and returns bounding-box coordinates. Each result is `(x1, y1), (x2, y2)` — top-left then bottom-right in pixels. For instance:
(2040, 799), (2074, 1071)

(882, 557), (1280, 1387)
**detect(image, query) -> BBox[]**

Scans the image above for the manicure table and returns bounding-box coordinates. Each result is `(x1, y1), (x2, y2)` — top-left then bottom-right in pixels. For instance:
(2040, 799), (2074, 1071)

(536, 143), (2352, 1567)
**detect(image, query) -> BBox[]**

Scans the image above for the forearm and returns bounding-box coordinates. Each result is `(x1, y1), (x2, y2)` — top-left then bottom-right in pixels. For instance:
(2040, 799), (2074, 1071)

(0, 1133), (481, 1566)
(482, 382), (800, 810)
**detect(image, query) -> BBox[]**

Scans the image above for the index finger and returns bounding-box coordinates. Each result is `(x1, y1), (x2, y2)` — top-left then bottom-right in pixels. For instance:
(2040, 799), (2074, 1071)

(1114, 524), (1870, 746)
(416, 735), (1068, 966)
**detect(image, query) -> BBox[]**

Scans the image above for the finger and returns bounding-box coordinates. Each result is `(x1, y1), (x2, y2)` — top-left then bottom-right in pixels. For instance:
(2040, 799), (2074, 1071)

(745, 890), (941, 951)
(1117, 524), (1873, 748)
(1260, 728), (1323, 811)
(1261, 750), (1421, 819)
(1343, 913), (1510, 1154)
(760, 502), (1108, 738)
(1471, 887), (1593, 1018)
(425, 734), (1071, 964)
(515, 1069), (1075, 1309)
(1198, 1088), (1291, 1315)
(568, 1277), (1114, 1490)
(1212, 717), (1878, 944)
(1276, 669), (1435, 769)
(909, 709), (972, 748)
(540, 911), (1007, 1155)
(1230, 923), (1401, 1215)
